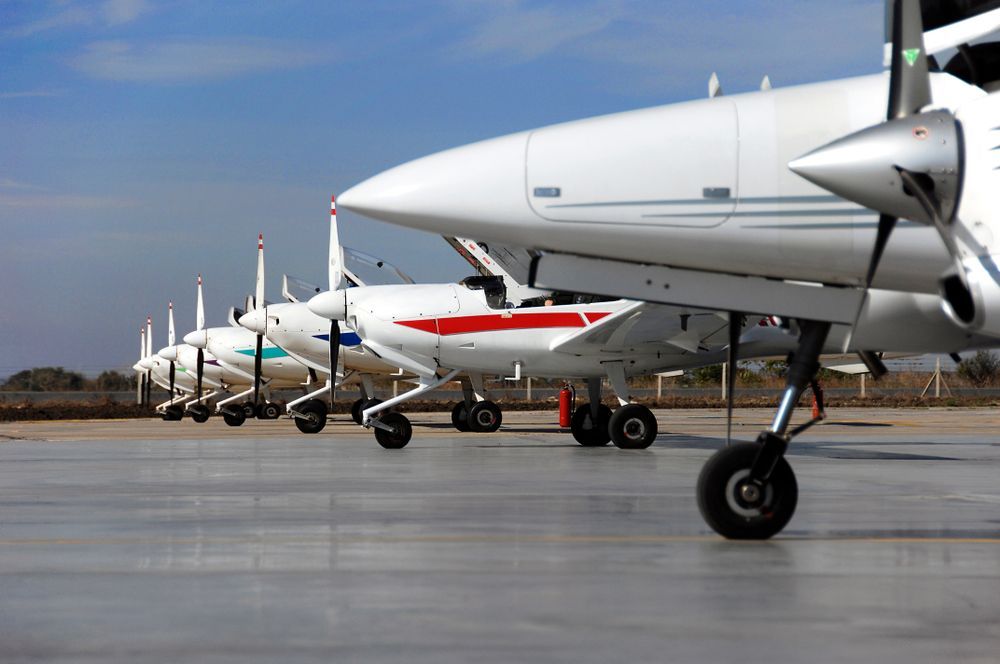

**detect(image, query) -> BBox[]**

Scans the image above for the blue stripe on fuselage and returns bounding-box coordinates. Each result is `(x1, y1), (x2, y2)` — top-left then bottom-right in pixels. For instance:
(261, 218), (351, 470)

(314, 332), (362, 346)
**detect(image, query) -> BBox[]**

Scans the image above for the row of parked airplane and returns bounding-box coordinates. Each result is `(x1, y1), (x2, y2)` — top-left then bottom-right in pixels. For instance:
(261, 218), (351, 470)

(136, 1), (1000, 539)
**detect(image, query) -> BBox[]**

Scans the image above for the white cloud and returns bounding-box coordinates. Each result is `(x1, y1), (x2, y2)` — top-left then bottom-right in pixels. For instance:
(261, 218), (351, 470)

(71, 38), (334, 82)
(438, 0), (883, 92)
(0, 178), (46, 190)
(102, 0), (152, 26)
(5, 0), (152, 37)
(0, 89), (64, 99)
(448, 0), (626, 63)
(0, 192), (135, 209)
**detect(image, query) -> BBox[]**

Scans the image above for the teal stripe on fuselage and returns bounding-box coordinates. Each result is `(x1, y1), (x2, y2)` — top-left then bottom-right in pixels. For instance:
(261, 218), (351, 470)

(235, 347), (289, 360)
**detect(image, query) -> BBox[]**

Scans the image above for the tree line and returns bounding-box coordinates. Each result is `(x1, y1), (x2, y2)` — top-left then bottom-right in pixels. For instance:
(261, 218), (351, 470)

(0, 367), (135, 392)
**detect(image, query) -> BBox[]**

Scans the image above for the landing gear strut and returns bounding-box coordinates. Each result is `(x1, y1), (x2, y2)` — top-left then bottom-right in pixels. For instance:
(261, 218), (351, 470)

(697, 320), (830, 539)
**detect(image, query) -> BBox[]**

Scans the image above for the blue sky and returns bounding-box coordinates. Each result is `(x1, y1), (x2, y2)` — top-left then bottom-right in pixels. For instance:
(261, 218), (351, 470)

(0, 0), (884, 376)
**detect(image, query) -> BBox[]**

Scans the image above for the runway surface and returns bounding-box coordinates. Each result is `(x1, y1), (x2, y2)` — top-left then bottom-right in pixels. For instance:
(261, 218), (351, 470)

(0, 408), (998, 663)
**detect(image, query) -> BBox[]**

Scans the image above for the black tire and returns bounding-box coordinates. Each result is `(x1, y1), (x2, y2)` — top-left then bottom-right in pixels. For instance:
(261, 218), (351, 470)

(374, 412), (412, 449)
(294, 399), (327, 434)
(241, 401), (256, 418)
(188, 404), (210, 423)
(259, 402), (281, 420)
(609, 404), (658, 449)
(351, 398), (365, 425)
(451, 402), (471, 432)
(163, 405), (184, 421)
(362, 398), (383, 412)
(468, 400), (502, 433)
(696, 442), (798, 540)
(222, 407), (246, 427)
(570, 403), (612, 446)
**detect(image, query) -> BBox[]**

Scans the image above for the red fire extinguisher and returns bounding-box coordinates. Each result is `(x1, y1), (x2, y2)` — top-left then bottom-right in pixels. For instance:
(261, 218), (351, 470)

(559, 384), (575, 427)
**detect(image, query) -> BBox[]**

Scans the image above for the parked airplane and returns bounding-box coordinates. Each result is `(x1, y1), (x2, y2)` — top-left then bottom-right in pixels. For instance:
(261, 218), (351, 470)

(235, 199), (418, 433)
(329, 1), (1000, 537)
(181, 272), (310, 426)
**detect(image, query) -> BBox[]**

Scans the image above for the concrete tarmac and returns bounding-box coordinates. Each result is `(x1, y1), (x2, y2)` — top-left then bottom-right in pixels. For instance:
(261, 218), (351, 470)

(0, 408), (998, 663)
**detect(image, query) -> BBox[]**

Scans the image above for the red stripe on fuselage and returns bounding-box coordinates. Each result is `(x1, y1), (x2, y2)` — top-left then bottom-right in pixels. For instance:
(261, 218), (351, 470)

(395, 311), (612, 336)
(395, 319), (438, 334)
(584, 312), (610, 323)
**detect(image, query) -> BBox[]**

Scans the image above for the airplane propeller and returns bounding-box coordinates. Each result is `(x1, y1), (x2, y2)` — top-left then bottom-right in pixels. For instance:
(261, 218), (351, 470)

(725, 312), (742, 447)
(789, 0), (968, 326)
(167, 302), (176, 399)
(252, 233), (265, 412)
(195, 275), (205, 404)
(145, 315), (153, 406)
(328, 196), (345, 409)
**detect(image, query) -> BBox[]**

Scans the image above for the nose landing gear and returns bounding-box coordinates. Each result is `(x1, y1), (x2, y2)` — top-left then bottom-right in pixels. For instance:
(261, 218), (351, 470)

(697, 320), (830, 539)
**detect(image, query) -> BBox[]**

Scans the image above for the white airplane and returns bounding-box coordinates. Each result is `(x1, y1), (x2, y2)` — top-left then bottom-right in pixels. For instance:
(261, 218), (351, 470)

(135, 311), (223, 419)
(236, 199), (417, 434)
(330, 1), (1000, 537)
(181, 270), (310, 426)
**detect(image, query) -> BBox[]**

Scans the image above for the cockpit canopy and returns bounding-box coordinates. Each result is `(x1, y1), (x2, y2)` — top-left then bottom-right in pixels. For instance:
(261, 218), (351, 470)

(459, 275), (507, 309)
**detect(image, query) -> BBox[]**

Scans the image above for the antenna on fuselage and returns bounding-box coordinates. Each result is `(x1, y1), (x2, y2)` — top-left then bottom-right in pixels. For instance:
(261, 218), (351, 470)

(708, 72), (723, 97)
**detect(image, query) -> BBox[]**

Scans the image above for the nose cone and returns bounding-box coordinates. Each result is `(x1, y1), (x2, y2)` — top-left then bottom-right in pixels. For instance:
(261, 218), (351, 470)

(338, 131), (534, 239)
(789, 111), (960, 226)
(138, 356), (155, 370)
(307, 289), (347, 321)
(183, 329), (208, 348)
(158, 345), (178, 362)
(239, 308), (267, 335)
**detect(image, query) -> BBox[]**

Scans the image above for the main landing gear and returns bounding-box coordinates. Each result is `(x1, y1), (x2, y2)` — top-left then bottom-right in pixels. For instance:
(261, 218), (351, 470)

(450, 399), (502, 433)
(569, 376), (658, 449)
(696, 320), (830, 539)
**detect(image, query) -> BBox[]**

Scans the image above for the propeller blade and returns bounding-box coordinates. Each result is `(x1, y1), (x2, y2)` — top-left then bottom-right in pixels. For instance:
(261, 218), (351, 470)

(866, 213), (899, 289)
(196, 348), (204, 403)
(886, 0), (931, 120)
(196, 275), (205, 331)
(169, 361), (175, 398)
(255, 233), (265, 309)
(328, 321), (341, 409)
(725, 311), (741, 447)
(329, 195), (344, 291)
(253, 333), (263, 407)
(168, 302), (175, 347)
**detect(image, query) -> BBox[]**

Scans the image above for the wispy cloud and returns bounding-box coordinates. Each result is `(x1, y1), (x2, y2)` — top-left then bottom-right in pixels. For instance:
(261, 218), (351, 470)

(0, 89), (64, 99)
(5, 0), (153, 37)
(71, 38), (334, 82)
(0, 178), (46, 190)
(0, 192), (135, 209)
(438, 0), (882, 91)
(447, 0), (626, 63)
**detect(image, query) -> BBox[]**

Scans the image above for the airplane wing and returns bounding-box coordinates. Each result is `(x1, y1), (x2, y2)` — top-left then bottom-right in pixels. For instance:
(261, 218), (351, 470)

(549, 302), (732, 355)
(444, 237), (538, 288)
(885, 1), (1000, 64)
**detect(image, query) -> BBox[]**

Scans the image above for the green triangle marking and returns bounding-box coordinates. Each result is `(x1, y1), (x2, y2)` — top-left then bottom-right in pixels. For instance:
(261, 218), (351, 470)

(903, 48), (921, 66)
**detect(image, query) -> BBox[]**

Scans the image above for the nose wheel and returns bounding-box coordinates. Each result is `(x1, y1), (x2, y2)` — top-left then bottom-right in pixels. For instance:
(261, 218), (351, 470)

(374, 412), (412, 449)
(188, 404), (210, 423)
(697, 442), (798, 539)
(609, 404), (657, 449)
(256, 401), (281, 420)
(222, 407), (246, 427)
(162, 404), (185, 421)
(293, 398), (328, 434)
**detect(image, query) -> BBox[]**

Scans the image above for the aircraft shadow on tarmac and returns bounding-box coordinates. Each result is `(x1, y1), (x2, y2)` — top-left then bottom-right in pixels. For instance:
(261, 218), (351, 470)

(660, 436), (960, 461)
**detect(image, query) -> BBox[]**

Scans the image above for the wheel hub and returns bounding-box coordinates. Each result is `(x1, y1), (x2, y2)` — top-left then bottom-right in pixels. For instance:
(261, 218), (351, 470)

(624, 418), (644, 440)
(725, 470), (772, 518)
(739, 482), (762, 505)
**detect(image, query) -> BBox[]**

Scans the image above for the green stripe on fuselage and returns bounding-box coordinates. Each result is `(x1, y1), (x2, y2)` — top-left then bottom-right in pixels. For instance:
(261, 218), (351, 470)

(235, 347), (289, 360)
